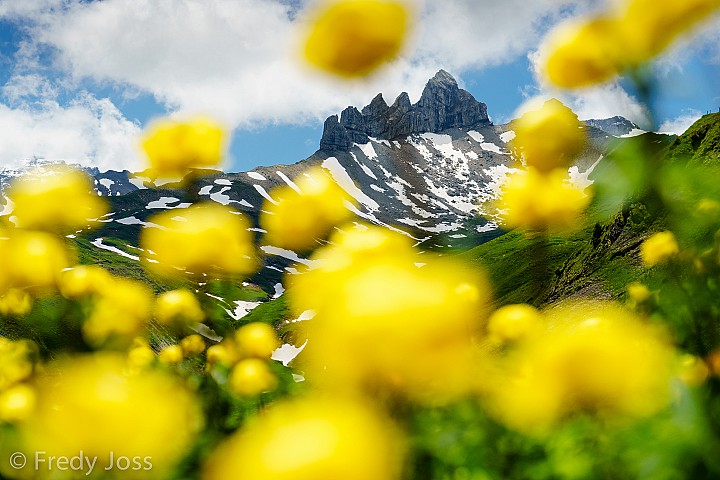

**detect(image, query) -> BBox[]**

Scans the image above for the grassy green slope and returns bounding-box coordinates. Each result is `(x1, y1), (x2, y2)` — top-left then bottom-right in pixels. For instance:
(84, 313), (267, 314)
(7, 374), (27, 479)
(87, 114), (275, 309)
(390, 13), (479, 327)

(666, 112), (720, 165)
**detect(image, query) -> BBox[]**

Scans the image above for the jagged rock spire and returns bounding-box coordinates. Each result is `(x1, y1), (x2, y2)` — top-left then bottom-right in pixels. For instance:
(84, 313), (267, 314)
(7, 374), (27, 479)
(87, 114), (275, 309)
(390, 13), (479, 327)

(320, 70), (490, 151)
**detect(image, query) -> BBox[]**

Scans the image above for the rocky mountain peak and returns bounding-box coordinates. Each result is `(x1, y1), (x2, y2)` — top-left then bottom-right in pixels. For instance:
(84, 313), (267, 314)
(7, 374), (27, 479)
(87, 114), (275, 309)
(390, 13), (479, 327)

(585, 116), (640, 137)
(320, 70), (490, 151)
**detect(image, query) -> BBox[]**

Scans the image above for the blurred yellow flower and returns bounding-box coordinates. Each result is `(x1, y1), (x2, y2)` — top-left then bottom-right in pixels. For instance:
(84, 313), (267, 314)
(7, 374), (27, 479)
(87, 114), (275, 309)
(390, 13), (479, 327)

(627, 282), (651, 303)
(541, 0), (720, 88)
(304, 0), (410, 78)
(288, 225), (490, 399)
(228, 358), (277, 396)
(59, 265), (113, 299)
(261, 166), (355, 251)
(154, 289), (205, 327)
(20, 354), (202, 477)
(621, 0), (720, 64)
(0, 230), (72, 294)
(0, 338), (36, 391)
(203, 396), (404, 480)
(496, 168), (590, 231)
(159, 344), (184, 365)
(83, 277), (153, 349)
(0, 288), (32, 316)
(486, 304), (542, 345)
(6, 166), (107, 233)
(640, 231), (679, 267)
(127, 344), (156, 369)
(0, 383), (36, 424)
(142, 203), (258, 277)
(180, 334), (206, 357)
(141, 117), (226, 179)
(512, 99), (586, 172)
(487, 302), (675, 434)
(206, 341), (240, 368)
(542, 16), (625, 88)
(234, 322), (279, 359)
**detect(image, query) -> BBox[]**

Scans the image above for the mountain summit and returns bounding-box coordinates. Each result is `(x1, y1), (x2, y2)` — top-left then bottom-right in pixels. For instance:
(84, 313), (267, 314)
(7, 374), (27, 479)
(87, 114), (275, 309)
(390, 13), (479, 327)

(320, 70), (490, 151)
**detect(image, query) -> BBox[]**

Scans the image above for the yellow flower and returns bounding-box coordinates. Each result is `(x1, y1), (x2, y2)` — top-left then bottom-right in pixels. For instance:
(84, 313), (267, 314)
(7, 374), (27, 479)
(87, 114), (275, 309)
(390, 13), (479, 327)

(228, 358), (277, 396)
(621, 0), (720, 64)
(141, 117), (226, 179)
(20, 354), (202, 477)
(288, 225), (490, 400)
(154, 289), (205, 327)
(487, 302), (675, 434)
(59, 265), (113, 299)
(234, 323), (279, 359)
(159, 344), (184, 365)
(206, 342), (240, 367)
(128, 345), (156, 369)
(0, 230), (72, 294)
(0, 288), (32, 316)
(496, 168), (590, 231)
(627, 282), (651, 303)
(0, 383), (36, 424)
(203, 396), (404, 480)
(0, 338), (36, 391)
(83, 277), (153, 349)
(5, 165), (107, 233)
(142, 203), (258, 277)
(261, 166), (355, 251)
(541, 16), (625, 88)
(486, 304), (542, 345)
(304, 0), (410, 78)
(512, 99), (586, 172)
(180, 334), (206, 357)
(640, 231), (679, 267)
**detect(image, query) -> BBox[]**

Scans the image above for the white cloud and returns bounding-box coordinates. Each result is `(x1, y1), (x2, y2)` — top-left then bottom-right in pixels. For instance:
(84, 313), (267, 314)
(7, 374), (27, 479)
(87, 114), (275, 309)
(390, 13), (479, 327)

(6, 0), (595, 128)
(658, 109), (702, 135)
(0, 94), (143, 171)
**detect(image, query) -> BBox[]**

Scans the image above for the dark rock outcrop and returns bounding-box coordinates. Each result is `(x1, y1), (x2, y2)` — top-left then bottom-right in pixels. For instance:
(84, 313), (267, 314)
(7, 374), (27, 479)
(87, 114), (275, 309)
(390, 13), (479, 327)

(320, 70), (490, 152)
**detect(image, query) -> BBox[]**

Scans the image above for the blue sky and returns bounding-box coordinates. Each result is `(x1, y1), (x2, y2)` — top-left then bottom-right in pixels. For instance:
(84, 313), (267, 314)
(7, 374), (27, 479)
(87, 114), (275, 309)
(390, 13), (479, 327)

(0, 0), (718, 173)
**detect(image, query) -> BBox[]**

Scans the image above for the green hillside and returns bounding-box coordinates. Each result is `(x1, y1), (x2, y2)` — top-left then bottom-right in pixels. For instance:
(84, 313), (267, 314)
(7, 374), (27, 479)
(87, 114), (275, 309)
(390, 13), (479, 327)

(666, 112), (720, 165)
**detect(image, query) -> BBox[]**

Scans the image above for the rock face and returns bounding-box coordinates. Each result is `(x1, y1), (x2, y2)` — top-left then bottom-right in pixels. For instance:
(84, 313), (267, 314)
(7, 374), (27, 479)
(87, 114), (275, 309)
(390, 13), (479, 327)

(320, 70), (490, 151)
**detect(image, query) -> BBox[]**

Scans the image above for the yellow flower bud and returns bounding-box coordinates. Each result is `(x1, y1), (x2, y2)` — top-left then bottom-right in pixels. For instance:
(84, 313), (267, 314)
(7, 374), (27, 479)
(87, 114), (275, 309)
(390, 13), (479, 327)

(180, 334), (206, 357)
(304, 0), (410, 78)
(512, 99), (586, 172)
(158, 344), (184, 365)
(228, 358), (277, 396)
(206, 342), (240, 367)
(142, 203), (258, 277)
(234, 323), (279, 359)
(640, 231), (679, 267)
(83, 277), (153, 348)
(487, 304), (542, 344)
(154, 289), (205, 327)
(627, 282), (651, 303)
(59, 265), (113, 298)
(141, 117), (226, 179)
(496, 168), (590, 231)
(0, 383), (36, 424)
(6, 165), (107, 233)
(0, 339), (36, 390)
(204, 397), (404, 480)
(0, 289), (32, 316)
(261, 167), (355, 251)
(128, 345), (156, 369)
(0, 230), (72, 294)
